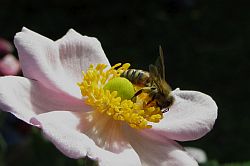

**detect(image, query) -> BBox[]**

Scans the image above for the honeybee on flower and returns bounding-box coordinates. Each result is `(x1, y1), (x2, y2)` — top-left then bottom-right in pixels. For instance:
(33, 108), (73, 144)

(121, 46), (174, 113)
(0, 27), (217, 166)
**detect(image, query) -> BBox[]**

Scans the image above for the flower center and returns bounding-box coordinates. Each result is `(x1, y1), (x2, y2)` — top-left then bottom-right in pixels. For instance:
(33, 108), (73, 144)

(77, 63), (163, 129)
(103, 77), (135, 100)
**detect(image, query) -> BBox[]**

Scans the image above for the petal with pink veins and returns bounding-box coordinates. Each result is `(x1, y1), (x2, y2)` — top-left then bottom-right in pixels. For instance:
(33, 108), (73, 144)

(14, 27), (110, 99)
(78, 111), (133, 154)
(150, 89), (218, 141)
(0, 76), (87, 124)
(30, 111), (141, 166)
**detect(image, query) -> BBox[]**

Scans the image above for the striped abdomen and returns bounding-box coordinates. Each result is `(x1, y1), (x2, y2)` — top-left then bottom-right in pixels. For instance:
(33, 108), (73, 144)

(120, 69), (150, 87)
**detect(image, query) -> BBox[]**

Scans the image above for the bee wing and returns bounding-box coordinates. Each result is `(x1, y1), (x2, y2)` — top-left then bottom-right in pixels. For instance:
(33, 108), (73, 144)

(157, 46), (172, 91)
(149, 46), (172, 92)
(154, 45), (166, 80)
(149, 64), (158, 79)
(149, 64), (172, 95)
(149, 64), (162, 88)
(148, 46), (165, 82)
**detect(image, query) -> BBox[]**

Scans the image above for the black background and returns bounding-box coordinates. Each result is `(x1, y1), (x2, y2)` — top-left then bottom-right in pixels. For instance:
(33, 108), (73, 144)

(1, 0), (250, 164)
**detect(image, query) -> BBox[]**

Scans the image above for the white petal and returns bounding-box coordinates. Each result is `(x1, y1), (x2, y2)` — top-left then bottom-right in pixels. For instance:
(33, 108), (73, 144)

(184, 147), (207, 163)
(150, 89), (218, 141)
(0, 76), (87, 124)
(30, 111), (141, 166)
(14, 27), (110, 99)
(124, 127), (198, 166)
(56, 29), (110, 84)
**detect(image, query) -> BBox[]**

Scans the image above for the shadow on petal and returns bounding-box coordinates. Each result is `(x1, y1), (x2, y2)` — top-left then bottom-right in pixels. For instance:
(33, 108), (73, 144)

(77, 111), (131, 154)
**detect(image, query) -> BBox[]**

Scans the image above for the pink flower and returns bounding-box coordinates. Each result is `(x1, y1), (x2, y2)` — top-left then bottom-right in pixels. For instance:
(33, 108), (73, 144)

(0, 54), (21, 76)
(0, 27), (217, 166)
(0, 38), (20, 76)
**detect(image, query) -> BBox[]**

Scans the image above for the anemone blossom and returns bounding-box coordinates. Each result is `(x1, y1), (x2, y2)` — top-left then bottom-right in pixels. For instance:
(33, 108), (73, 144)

(0, 27), (217, 166)
(0, 54), (21, 76)
(0, 38), (20, 76)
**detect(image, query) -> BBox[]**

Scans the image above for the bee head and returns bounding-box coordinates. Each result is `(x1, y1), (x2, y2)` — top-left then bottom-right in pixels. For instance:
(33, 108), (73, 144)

(156, 93), (175, 109)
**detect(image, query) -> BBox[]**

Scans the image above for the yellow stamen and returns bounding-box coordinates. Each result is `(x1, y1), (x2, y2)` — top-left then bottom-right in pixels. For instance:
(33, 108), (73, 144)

(78, 63), (163, 129)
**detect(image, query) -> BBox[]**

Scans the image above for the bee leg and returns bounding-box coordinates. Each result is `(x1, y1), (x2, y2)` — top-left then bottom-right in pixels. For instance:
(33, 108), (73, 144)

(146, 99), (154, 106)
(131, 87), (152, 102)
(131, 89), (143, 102)
(146, 93), (156, 106)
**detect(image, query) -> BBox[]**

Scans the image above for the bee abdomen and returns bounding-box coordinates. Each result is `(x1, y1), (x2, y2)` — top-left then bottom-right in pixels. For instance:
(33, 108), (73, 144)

(121, 69), (150, 86)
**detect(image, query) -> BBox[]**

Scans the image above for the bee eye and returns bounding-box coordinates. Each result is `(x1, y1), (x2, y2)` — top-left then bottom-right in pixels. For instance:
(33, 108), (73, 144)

(164, 100), (171, 107)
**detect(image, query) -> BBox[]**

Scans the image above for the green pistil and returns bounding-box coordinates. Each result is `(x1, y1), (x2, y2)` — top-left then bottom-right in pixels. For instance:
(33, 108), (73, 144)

(104, 77), (135, 100)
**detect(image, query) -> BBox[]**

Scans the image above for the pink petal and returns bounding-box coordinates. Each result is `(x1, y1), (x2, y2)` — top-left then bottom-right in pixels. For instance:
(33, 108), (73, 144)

(124, 127), (198, 166)
(0, 76), (86, 124)
(0, 54), (20, 76)
(30, 111), (141, 166)
(150, 89), (218, 141)
(14, 27), (110, 99)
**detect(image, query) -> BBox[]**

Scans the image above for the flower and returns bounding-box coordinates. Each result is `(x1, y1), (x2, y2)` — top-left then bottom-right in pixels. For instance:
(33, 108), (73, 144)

(0, 38), (20, 76)
(0, 27), (217, 166)
(0, 54), (21, 76)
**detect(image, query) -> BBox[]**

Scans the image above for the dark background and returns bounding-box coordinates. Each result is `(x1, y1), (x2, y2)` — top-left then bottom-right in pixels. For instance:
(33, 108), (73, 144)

(0, 0), (250, 165)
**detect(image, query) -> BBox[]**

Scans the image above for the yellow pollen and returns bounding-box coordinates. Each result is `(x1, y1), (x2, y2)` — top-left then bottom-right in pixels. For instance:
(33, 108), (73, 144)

(77, 63), (163, 129)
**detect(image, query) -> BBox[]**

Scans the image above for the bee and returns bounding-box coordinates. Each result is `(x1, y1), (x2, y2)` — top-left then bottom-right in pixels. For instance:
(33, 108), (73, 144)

(121, 46), (175, 112)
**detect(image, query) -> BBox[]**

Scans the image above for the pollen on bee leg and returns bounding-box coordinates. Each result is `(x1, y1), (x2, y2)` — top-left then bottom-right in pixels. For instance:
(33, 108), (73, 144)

(77, 63), (164, 129)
